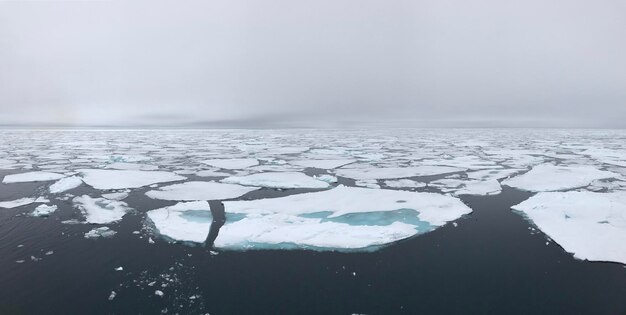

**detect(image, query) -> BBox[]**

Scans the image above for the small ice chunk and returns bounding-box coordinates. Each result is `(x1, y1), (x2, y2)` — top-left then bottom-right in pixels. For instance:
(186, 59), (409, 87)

(196, 170), (231, 177)
(145, 181), (258, 201)
(221, 172), (330, 189)
(2, 171), (65, 183)
(78, 169), (186, 190)
(314, 174), (338, 183)
(290, 159), (355, 169)
(503, 164), (620, 192)
(45, 250), (54, 255)
(355, 179), (380, 189)
(84, 226), (117, 239)
(201, 158), (258, 170)
(512, 191), (626, 264)
(73, 195), (131, 224)
(383, 179), (426, 189)
(108, 291), (117, 301)
(155, 290), (164, 297)
(146, 201), (213, 243)
(114, 266), (123, 271)
(31, 204), (57, 217)
(49, 176), (83, 194)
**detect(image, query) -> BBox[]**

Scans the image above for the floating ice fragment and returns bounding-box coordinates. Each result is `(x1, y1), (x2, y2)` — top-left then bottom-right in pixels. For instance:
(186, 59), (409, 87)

(503, 164), (619, 192)
(31, 204), (57, 217)
(108, 291), (117, 301)
(314, 174), (338, 183)
(105, 162), (159, 171)
(201, 158), (258, 170)
(74, 195), (131, 224)
(512, 191), (626, 264)
(115, 266), (123, 271)
(221, 172), (329, 189)
(49, 176), (83, 193)
(78, 169), (186, 190)
(146, 201), (213, 243)
(155, 290), (164, 297)
(145, 181), (257, 201)
(2, 171), (65, 183)
(84, 226), (117, 239)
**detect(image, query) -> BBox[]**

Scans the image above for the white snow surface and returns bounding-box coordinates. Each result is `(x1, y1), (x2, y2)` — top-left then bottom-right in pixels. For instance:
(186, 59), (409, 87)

(201, 158), (259, 170)
(502, 164), (620, 192)
(145, 181), (258, 201)
(78, 169), (186, 190)
(0, 197), (48, 209)
(49, 176), (83, 193)
(147, 201), (213, 243)
(73, 195), (132, 224)
(221, 172), (330, 189)
(512, 191), (626, 264)
(2, 171), (65, 183)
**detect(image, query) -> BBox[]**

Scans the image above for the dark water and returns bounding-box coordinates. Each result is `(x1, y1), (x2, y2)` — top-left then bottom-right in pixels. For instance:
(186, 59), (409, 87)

(1, 175), (626, 314)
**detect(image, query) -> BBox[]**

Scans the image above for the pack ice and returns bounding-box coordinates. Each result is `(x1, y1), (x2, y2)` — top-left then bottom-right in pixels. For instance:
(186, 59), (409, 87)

(73, 195), (132, 224)
(512, 191), (626, 264)
(213, 186), (471, 250)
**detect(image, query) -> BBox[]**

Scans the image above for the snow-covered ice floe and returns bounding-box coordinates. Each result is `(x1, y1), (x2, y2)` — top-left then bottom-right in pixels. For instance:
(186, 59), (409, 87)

(334, 166), (463, 181)
(145, 181), (258, 201)
(78, 169), (186, 190)
(502, 164), (620, 192)
(213, 186), (471, 251)
(290, 159), (355, 169)
(73, 195), (132, 224)
(146, 201), (213, 243)
(0, 197), (49, 209)
(221, 172), (330, 189)
(512, 191), (626, 264)
(201, 158), (259, 170)
(2, 171), (65, 183)
(49, 176), (83, 193)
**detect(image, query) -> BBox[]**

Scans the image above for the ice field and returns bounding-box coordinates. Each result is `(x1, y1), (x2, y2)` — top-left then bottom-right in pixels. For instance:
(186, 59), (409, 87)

(1, 128), (626, 314)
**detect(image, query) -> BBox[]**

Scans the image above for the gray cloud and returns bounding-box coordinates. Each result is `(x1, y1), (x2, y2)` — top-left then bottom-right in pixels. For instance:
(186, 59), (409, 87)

(1, 0), (625, 128)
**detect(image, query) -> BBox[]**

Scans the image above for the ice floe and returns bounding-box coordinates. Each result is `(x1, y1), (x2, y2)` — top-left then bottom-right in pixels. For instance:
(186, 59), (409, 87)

(0, 197), (48, 209)
(334, 166), (463, 180)
(383, 179), (426, 189)
(221, 172), (330, 189)
(214, 186), (471, 250)
(145, 181), (257, 201)
(201, 158), (258, 170)
(502, 164), (620, 192)
(147, 201), (213, 243)
(49, 176), (83, 193)
(290, 159), (355, 169)
(2, 171), (65, 183)
(78, 169), (186, 190)
(73, 195), (132, 224)
(512, 191), (626, 264)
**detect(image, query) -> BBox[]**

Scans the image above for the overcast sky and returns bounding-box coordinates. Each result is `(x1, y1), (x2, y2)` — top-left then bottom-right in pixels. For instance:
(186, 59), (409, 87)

(0, 0), (625, 128)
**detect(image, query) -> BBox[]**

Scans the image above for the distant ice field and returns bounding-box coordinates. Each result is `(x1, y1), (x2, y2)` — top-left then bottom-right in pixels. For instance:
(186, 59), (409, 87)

(1, 129), (626, 263)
